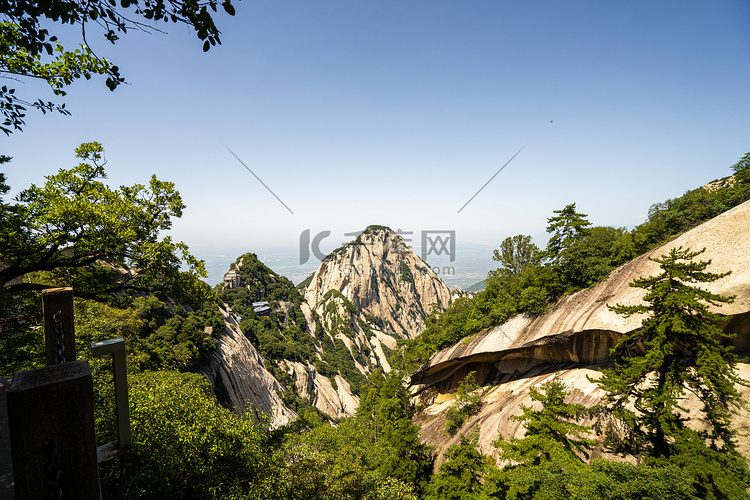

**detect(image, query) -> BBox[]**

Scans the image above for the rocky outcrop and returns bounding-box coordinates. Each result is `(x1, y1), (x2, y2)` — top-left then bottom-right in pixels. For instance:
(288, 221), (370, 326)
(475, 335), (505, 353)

(415, 362), (750, 470)
(201, 307), (297, 428)
(412, 199), (750, 466)
(411, 199), (750, 394)
(304, 226), (452, 341)
(291, 226), (454, 412)
(280, 360), (360, 419)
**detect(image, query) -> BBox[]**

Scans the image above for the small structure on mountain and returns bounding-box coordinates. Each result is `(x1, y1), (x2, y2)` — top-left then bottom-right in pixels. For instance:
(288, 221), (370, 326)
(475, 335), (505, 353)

(252, 301), (271, 316)
(223, 269), (241, 289)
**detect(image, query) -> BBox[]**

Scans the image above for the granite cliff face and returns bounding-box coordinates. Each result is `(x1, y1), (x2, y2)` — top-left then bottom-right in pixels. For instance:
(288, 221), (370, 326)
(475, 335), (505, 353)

(208, 227), (452, 423)
(304, 226), (452, 340)
(412, 199), (750, 467)
(200, 307), (297, 428)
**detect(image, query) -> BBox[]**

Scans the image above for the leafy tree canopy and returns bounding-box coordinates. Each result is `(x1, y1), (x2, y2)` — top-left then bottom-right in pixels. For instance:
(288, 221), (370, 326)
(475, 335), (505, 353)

(97, 370), (275, 499)
(489, 234), (541, 279)
(0, 142), (208, 308)
(0, 0), (236, 133)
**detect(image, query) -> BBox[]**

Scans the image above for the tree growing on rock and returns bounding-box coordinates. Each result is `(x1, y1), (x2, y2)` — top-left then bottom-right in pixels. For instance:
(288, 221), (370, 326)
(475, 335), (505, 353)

(485, 376), (597, 499)
(597, 247), (745, 456)
(496, 376), (596, 469)
(596, 247), (750, 497)
(425, 429), (487, 500)
(444, 371), (484, 436)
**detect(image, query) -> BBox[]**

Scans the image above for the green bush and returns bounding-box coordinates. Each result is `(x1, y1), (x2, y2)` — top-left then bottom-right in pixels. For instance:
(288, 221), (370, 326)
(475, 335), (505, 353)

(99, 371), (276, 499)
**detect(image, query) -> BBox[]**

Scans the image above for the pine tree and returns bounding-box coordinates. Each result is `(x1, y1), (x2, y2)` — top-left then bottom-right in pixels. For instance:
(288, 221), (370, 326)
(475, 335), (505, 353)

(544, 203), (593, 295)
(597, 247), (746, 460)
(496, 376), (597, 469)
(425, 429), (487, 500)
(544, 203), (591, 266)
(485, 377), (597, 500)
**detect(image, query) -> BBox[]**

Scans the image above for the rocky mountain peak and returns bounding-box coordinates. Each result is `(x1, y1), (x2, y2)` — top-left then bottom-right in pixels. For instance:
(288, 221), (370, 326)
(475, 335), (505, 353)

(304, 225), (451, 340)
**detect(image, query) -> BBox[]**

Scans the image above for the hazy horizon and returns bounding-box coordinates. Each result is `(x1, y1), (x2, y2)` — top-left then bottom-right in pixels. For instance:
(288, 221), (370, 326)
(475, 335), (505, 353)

(197, 237), (499, 289)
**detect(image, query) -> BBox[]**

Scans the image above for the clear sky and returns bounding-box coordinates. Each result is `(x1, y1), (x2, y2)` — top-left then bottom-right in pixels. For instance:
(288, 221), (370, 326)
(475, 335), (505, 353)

(4, 0), (750, 285)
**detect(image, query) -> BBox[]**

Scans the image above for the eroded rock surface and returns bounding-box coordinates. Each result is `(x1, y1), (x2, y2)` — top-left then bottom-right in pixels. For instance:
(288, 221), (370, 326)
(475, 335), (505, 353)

(413, 199), (750, 466)
(412, 199), (750, 393)
(304, 226), (451, 340)
(201, 309), (297, 428)
(415, 361), (750, 470)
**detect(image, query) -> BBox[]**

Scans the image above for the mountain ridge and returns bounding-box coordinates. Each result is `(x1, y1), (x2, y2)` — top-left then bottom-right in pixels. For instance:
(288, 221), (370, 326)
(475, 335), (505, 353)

(211, 226), (453, 423)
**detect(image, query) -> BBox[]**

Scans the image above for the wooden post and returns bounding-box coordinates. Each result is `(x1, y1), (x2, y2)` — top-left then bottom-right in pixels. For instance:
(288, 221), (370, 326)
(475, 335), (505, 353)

(7, 360), (100, 499)
(42, 288), (75, 365)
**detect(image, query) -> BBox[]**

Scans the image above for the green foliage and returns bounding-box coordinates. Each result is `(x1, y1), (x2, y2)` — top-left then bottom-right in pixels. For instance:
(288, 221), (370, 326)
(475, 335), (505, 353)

(731, 152), (750, 173)
(219, 254), (318, 372)
(632, 155), (750, 252)
(489, 234), (541, 278)
(399, 261), (414, 283)
(77, 295), (219, 374)
(482, 458), (697, 500)
(98, 371), (275, 499)
(280, 420), (418, 500)
(0, 0), (236, 133)
(425, 429), (487, 500)
(496, 376), (596, 469)
(354, 371), (435, 492)
(0, 143), (208, 307)
(333, 337), (368, 395)
(559, 225), (635, 292)
(0, 22), (111, 134)
(444, 371), (483, 435)
(364, 313), (385, 329)
(297, 273), (314, 290)
(323, 288), (357, 315)
(597, 247), (745, 459)
(483, 378), (663, 500)
(276, 371), (430, 500)
(658, 427), (750, 500)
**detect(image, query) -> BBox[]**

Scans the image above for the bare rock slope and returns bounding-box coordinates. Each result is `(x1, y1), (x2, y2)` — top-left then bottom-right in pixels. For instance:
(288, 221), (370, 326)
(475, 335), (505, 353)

(412, 198), (750, 466)
(304, 225), (452, 340)
(201, 308), (297, 428)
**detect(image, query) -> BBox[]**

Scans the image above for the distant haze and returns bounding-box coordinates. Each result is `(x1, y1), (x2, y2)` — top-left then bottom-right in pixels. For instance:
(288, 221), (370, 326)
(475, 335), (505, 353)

(197, 240), (497, 289)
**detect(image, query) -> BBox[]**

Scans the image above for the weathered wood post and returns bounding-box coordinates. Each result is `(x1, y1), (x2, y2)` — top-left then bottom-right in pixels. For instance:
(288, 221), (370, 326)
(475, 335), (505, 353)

(7, 361), (100, 499)
(42, 288), (75, 365)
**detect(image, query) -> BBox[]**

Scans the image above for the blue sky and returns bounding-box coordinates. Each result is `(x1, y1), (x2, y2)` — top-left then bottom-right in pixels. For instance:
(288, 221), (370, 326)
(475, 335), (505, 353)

(4, 0), (750, 285)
